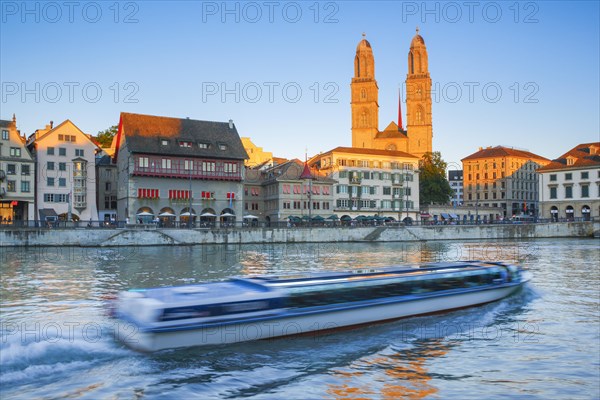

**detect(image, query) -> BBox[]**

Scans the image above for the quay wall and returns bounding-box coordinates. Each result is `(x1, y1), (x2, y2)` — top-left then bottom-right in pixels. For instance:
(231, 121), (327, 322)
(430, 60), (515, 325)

(0, 222), (598, 247)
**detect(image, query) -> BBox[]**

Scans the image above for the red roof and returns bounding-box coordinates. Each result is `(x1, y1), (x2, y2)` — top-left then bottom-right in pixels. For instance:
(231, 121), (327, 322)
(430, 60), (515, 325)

(537, 142), (600, 172)
(461, 146), (549, 162)
(299, 162), (313, 179)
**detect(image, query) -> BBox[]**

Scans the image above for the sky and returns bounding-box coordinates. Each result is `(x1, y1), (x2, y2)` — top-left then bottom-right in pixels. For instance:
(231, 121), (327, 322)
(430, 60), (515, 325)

(1, 1), (599, 167)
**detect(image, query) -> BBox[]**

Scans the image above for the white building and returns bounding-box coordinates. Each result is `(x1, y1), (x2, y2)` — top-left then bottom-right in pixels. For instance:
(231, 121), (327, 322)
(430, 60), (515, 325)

(537, 142), (600, 221)
(0, 115), (35, 222)
(448, 169), (463, 206)
(309, 147), (420, 223)
(27, 120), (100, 222)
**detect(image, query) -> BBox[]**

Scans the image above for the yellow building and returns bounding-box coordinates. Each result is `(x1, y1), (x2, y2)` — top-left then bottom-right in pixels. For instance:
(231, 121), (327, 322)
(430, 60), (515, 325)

(351, 29), (432, 159)
(462, 146), (550, 217)
(241, 137), (273, 168)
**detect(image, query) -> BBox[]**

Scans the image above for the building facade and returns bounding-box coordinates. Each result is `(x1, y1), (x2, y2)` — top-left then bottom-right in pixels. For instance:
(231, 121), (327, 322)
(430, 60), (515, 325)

(448, 169), (464, 206)
(0, 116), (35, 222)
(115, 112), (248, 225)
(537, 142), (600, 221)
(27, 120), (100, 221)
(96, 153), (118, 223)
(258, 159), (335, 224)
(462, 146), (550, 218)
(241, 137), (273, 168)
(351, 29), (433, 159)
(309, 147), (420, 222)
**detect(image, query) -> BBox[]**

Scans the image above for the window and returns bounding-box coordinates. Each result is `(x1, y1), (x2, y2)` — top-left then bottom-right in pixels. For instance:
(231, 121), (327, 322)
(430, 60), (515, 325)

(161, 139), (169, 146)
(105, 182), (112, 191)
(1, 130), (8, 140)
(202, 161), (216, 172)
(581, 171), (589, 179)
(47, 161), (55, 170)
(198, 142), (210, 149)
(383, 187), (391, 195)
(21, 165), (30, 175)
(21, 181), (30, 192)
(59, 162), (67, 171)
(47, 147), (55, 155)
(75, 149), (84, 157)
(565, 186), (573, 199)
(565, 173), (572, 180)
(59, 148), (66, 156)
(47, 177), (55, 186)
(581, 185), (589, 198)
(184, 160), (194, 170)
(7, 180), (16, 192)
(9, 147), (21, 157)
(139, 157), (149, 168)
(218, 143), (227, 150)
(179, 141), (193, 148)
(7, 164), (16, 174)
(161, 158), (171, 169)
(59, 178), (66, 187)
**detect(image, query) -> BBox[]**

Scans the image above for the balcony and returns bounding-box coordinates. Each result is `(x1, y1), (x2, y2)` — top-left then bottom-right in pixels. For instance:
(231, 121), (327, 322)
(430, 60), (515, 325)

(349, 176), (362, 185)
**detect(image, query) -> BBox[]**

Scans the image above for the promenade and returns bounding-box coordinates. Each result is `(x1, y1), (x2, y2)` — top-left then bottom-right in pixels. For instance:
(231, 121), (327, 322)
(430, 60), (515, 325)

(0, 220), (597, 247)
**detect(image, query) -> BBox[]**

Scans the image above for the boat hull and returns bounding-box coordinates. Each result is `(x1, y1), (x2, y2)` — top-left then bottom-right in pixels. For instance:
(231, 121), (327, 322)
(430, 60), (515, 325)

(115, 283), (523, 352)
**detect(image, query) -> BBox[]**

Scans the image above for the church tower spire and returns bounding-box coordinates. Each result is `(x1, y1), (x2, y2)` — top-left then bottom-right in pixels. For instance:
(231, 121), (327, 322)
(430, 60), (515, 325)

(406, 27), (433, 159)
(351, 33), (379, 149)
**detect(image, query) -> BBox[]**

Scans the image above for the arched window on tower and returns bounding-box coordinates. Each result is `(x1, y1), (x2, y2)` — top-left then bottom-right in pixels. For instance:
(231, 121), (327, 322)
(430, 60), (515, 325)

(361, 111), (368, 126)
(361, 57), (368, 77)
(417, 52), (422, 73)
(361, 89), (367, 99)
(355, 56), (360, 77)
(409, 52), (414, 74)
(416, 107), (423, 123)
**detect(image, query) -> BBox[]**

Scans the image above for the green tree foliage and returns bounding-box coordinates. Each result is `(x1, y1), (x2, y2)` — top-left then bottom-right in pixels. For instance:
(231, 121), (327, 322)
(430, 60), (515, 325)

(419, 152), (453, 205)
(96, 125), (118, 148)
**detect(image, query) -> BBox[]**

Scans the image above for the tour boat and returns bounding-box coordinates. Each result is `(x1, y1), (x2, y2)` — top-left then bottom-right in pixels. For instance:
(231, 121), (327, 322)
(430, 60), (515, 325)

(112, 261), (531, 352)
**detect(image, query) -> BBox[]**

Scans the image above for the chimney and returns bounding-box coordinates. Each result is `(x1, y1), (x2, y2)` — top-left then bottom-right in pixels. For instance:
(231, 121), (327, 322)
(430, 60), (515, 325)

(478, 147), (483, 151)
(229, 119), (233, 129)
(50, 120), (53, 128)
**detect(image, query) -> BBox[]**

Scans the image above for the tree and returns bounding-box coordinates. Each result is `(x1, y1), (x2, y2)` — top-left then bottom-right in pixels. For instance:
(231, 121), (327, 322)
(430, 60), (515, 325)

(96, 125), (118, 148)
(419, 151), (453, 205)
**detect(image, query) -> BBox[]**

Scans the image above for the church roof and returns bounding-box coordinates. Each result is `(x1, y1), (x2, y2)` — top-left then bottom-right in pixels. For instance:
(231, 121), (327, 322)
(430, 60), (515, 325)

(410, 28), (426, 47)
(375, 122), (408, 139)
(356, 38), (372, 51)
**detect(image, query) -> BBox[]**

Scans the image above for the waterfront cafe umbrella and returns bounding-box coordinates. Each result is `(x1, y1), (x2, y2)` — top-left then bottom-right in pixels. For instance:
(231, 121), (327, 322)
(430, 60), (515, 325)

(311, 215), (325, 221)
(340, 215), (352, 221)
(326, 215), (339, 220)
(181, 212), (196, 216)
(301, 215), (311, 221)
(374, 215), (386, 221)
(200, 212), (216, 217)
(243, 215), (259, 219)
(159, 212), (176, 217)
(221, 213), (235, 217)
(136, 211), (154, 216)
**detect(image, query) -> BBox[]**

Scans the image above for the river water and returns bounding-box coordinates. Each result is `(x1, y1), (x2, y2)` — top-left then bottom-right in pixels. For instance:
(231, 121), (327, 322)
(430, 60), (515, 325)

(1, 238), (599, 399)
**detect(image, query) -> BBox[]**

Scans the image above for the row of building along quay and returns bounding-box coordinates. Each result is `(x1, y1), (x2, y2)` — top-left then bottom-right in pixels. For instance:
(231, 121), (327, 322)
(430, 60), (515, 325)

(1, 31), (598, 231)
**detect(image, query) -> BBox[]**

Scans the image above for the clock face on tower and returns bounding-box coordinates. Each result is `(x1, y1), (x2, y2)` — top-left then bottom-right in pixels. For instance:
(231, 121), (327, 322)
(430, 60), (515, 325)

(386, 144), (397, 151)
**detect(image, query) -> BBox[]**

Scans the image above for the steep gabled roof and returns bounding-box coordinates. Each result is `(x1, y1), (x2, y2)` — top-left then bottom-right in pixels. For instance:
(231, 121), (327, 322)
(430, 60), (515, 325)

(537, 142), (600, 172)
(30, 120), (100, 150)
(118, 112), (248, 160)
(461, 146), (549, 162)
(375, 121), (408, 139)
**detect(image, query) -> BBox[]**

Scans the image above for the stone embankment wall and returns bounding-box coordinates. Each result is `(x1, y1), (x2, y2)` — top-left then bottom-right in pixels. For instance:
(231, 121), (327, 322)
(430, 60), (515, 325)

(0, 222), (598, 247)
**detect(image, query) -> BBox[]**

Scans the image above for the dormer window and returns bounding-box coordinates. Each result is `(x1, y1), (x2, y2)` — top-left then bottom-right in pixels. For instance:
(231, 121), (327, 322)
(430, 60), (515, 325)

(198, 142), (210, 149)
(566, 156), (575, 166)
(161, 139), (169, 146)
(179, 141), (193, 148)
(218, 143), (227, 151)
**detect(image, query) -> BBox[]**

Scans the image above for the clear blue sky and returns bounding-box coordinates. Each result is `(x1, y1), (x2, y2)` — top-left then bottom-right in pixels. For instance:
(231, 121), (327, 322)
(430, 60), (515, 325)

(1, 1), (598, 166)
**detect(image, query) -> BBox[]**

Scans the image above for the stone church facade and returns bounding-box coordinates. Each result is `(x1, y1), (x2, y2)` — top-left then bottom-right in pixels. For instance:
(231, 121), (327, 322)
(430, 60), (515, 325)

(351, 29), (433, 160)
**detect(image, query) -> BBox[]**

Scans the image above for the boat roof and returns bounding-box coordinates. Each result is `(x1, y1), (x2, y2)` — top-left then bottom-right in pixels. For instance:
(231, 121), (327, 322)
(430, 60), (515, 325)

(249, 261), (508, 288)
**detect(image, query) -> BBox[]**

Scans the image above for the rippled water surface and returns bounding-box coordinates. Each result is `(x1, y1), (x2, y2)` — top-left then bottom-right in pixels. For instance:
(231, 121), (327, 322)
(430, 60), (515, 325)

(1, 239), (599, 399)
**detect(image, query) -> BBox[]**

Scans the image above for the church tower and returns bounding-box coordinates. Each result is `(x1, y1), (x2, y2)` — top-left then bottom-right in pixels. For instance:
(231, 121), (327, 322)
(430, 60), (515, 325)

(406, 28), (432, 159)
(351, 34), (379, 149)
